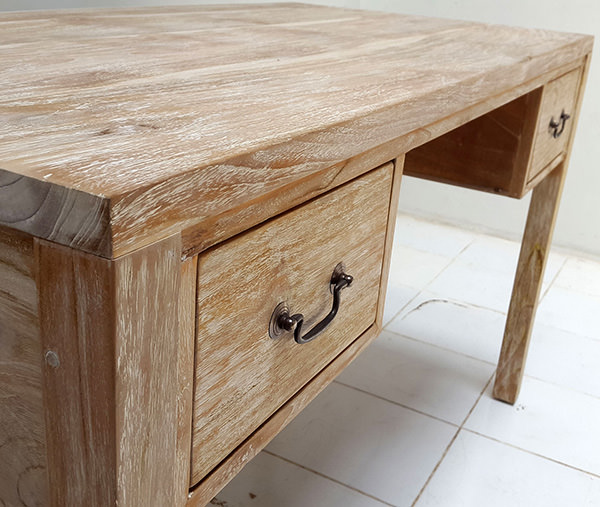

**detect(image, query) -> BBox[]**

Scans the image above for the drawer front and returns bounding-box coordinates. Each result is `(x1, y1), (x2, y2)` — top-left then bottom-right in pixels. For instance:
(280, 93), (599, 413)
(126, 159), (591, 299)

(528, 68), (581, 182)
(190, 163), (393, 484)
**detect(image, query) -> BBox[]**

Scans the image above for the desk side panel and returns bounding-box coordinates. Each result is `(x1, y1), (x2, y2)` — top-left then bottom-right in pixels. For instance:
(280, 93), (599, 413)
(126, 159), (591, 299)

(404, 89), (542, 197)
(0, 225), (48, 507)
(36, 234), (184, 505)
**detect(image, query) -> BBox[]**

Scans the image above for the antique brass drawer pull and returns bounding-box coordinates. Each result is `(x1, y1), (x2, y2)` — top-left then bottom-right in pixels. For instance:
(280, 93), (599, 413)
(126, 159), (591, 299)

(269, 263), (354, 344)
(549, 110), (571, 138)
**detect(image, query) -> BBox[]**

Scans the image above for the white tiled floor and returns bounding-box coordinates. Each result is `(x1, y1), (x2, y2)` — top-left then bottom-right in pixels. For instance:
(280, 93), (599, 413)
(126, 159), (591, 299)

(211, 214), (600, 507)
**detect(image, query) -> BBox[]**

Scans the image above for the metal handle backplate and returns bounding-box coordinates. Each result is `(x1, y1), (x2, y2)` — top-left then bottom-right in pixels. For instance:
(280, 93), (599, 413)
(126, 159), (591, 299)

(269, 263), (353, 344)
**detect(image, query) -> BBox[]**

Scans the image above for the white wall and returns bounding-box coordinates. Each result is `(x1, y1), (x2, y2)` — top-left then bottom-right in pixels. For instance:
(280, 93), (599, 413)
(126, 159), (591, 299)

(2, 0), (598, 256)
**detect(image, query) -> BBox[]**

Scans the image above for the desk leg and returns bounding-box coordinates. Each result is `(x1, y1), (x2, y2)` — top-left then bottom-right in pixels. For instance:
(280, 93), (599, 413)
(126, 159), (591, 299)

(37, 235), (186, 505)
(493, 163), (566, 404)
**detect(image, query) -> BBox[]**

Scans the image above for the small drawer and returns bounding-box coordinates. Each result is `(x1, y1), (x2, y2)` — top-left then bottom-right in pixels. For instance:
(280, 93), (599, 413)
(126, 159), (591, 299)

(403, 66), (584, 198)
(189, 163), (394, 485)
(527, 68), (581, 182)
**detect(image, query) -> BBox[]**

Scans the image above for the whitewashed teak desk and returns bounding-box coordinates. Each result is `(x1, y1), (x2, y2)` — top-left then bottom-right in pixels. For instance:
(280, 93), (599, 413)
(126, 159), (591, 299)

(0, 4), (593, 506)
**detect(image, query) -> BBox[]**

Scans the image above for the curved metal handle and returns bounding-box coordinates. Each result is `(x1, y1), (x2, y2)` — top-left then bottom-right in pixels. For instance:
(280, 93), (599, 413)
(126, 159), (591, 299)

(549, 110), (571, 139)
(269, 264), (353, 344)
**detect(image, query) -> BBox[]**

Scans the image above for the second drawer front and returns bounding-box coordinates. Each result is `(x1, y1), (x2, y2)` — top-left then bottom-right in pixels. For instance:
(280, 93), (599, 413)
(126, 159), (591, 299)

(528, 68), (581, 182)
(190, 163), (393, 484)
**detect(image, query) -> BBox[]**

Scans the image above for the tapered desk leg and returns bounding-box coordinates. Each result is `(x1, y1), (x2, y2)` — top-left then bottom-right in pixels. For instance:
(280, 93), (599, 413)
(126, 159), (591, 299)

(493, 163), (567, 404)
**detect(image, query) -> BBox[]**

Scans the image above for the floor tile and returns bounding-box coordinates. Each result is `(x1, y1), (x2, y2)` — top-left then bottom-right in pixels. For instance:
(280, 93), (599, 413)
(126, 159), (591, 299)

(426, 259), (514, 313)
(266, 382), (456, 506)
(553, 256), (600, 298)
(394, 214), (475, 258)
(541, 249), (567, 286)
(212, 452), (387, 507)
(417, 430), (600, 507)
(458, 234), (566, 285)
(388, 245), (453, 290)
(387, 292), (505, 363)
(212, 217), (600, 507)
(336, 330), (494, 424)
(465, 377), (600, 476)
(527, 324), (600, 399)
(536, 286), (600, 340)
(457, 234), (521, 274)
(381, 283), (419, 327)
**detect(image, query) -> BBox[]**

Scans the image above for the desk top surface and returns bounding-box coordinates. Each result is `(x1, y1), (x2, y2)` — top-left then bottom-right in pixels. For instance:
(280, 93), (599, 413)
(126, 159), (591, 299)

(0, 3), (592, 257)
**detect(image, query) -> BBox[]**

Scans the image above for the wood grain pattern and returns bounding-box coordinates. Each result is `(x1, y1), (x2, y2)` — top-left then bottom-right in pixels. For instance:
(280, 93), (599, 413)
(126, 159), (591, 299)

(188, 159), (401, 502)
(187, 324), (382, 507)
(37, 238), (117, 505)
(176, 257), (198, 505)
(523, 151), (565, 192)
(527, 68), (582, 183)
(37, 235), (182, 505)
(0, 226), (47, 507)
(0, 4), (592, 257)
(0, 6), (594, 503)
(178, 54), (577, 257)
(493, 163), (567, 403)
(182, 140), (406, 259)
(0, 171), (111, 257)
(405, 62), (586, 198)
(494, 54), (592, 404)
(405, 90), (542, 198)
(180, 56), (577, 258)
(113, 236), (181, 506)
(375, 157), (404, 327)
(190, 163), (393, 485)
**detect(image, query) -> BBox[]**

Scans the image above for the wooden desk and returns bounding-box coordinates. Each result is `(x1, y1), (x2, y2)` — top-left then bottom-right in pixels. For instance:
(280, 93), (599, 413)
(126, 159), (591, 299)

(0, 4), (592, 506)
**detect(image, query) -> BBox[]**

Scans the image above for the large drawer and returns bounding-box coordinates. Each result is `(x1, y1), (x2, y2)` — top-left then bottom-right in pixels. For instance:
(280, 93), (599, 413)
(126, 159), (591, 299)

(190, 163), (394, 484)
(527, 68), (582, 182)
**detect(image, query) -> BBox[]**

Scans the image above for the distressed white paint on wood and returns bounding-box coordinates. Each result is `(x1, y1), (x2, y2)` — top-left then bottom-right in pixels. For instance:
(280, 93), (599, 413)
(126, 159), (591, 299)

(527, 68), (582, 182)
(493, 163), (567, 403)
(0, 4), (592, 257)
(493, 54), (592, 404)
(191, 163), (393, 485)
(36, 235), (182, 505)
(176, 256), (198, 505)
(187, 325), (383, 507)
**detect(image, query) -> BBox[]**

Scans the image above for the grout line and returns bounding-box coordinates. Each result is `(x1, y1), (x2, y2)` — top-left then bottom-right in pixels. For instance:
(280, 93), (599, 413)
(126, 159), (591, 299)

(374, 219), (599, 503)
(411, 373), (495, 506)
(395, 213), (600, 265)
(456, 238), (476, 257)
(384, 278), (508, 332)
(459, 374), (494, 430)
(546, 244), (600, 264)
(333, 380), (461, 428)
(539, 255), (568, 303)
(380, 327), (498, 366)
(394, 214), (479, 250)
(380, 327), (600, 403)
(382, 237), (480, 331)
(382, 225), (464, 330)
(415, 242), (469, 291)
(521, 372), (600, 403)
(394, 213), (514, 246)
(391, 292), (507, 320)
(461, 428), (600, 480)
(382, 289), (422, 331)
(410, 428), (461, 507)
(262, 450), (396, 507)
